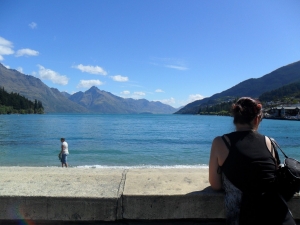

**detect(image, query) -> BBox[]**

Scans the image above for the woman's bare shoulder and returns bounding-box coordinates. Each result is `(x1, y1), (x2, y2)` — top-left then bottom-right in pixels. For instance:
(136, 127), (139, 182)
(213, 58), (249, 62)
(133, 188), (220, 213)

(212, 136), (226, 148)
(211, 135), (230, 166)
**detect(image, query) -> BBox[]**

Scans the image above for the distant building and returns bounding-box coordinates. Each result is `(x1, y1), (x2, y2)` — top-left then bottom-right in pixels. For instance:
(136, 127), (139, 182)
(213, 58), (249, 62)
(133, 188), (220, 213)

(266, 106), (300, 119)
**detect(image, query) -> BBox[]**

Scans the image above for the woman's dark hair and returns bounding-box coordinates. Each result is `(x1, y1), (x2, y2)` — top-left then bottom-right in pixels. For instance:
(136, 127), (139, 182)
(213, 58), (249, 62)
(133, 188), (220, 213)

(232, 97), (263, 125)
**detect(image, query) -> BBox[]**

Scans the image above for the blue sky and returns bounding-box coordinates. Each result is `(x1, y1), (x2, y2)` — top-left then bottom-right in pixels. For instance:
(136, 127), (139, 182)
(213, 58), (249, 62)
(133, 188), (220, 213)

(0, 0), (300, 108)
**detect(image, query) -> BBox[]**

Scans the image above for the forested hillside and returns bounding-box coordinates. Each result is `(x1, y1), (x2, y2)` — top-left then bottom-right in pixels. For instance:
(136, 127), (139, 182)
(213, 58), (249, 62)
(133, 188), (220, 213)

(193, 81), (300, 116)
(259, 82), (300, 102)
(0, 87), (44, 114)
(197, 100), (236, 115)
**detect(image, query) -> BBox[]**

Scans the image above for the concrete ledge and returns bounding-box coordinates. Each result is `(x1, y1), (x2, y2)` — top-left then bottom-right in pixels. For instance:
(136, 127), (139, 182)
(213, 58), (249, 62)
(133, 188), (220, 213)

(0, 197), (117, 221)
(122, 194), (225, 220)
(0, 167), (299, 223)
(0, 219), (227, 225)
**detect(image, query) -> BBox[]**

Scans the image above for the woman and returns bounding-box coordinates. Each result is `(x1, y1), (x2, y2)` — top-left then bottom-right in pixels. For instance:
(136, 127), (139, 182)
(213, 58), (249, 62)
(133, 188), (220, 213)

(209, 97), (295, 225)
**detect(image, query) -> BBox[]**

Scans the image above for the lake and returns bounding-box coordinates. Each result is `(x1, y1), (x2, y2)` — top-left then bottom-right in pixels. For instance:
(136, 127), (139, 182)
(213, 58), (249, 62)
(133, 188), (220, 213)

(0, 114), (299, 167)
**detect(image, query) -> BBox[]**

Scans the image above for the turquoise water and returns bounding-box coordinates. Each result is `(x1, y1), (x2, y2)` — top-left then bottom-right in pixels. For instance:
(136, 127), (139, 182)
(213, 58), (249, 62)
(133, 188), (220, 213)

(0, 114), (299, 167)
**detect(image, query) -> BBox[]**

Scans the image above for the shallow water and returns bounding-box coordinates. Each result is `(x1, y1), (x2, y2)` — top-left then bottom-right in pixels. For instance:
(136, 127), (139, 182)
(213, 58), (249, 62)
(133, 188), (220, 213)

(0, 114), (299, 167)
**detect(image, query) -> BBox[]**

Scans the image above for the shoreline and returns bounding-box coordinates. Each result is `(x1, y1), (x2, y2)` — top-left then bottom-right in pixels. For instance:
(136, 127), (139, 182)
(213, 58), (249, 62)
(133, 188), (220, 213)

(0, 165), (209, 169)
(264, 117), (300, 121)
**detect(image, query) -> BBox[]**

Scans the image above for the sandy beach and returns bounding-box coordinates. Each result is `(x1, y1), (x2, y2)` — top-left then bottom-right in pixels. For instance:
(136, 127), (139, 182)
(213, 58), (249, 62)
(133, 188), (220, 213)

(0, 167), (210, 197)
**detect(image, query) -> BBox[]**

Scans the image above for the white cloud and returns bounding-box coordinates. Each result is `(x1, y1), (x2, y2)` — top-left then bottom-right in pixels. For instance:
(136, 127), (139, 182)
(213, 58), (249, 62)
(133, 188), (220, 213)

(158, 97), (176, 105)
(178, 94), (205, 107)
(150, 57), (189, 71)
(188, 94), (204, 102)
(29, 22), (37, 29)
(133, 91), (146, 96)
(0, 36), (39, 60)
(121, 91), (147, 99)
(77, 80), (103, 88)
(120, 90), (130, 95)
(15, 48), (39, 57)
(0, 36), (14, 60)
(111, 75), (128, 82)
(0, 37), (12, 46)
(37, 65), (69, 85)
(155, 89), (164, 93)
(17, 67), (23, 73)
(3, 64), (10, 69)
(165, 65), (188, 71)
(72, 64), (107, 75)
(0, 45), (14, 55)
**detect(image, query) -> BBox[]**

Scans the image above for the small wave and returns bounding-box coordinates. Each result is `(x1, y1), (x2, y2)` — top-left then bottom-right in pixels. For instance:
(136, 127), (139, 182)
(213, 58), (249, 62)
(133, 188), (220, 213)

(76, 164), (208, 169)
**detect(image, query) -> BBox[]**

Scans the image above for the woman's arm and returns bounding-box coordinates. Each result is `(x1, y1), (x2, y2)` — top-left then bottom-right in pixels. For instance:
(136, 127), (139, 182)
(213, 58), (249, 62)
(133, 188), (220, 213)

(209, 137), (223, 190)
(265, 136), (279, 167)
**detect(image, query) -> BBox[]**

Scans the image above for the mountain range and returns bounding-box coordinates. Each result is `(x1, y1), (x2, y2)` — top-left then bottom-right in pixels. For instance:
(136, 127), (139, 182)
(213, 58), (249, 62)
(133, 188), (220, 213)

(2, 60), (300, 114)
(69, 86), (176, 114)
(0, 63), (176, 114)
(0, 63), (87, 113)
(175, 60), (300, 114)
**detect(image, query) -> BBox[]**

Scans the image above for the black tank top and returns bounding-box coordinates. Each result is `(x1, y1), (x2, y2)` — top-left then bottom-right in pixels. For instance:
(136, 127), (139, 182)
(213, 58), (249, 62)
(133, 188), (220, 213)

(221, 131), (295, 225)
(221, 130), (277, 193)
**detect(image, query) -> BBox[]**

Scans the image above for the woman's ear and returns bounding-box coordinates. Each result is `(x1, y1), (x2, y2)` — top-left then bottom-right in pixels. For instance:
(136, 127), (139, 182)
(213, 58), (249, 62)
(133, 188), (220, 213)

(252, 116), (260, 128)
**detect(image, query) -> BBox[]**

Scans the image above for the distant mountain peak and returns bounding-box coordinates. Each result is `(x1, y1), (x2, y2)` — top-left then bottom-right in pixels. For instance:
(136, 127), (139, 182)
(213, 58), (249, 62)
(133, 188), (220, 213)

(0, 63), (176, 114)
(88, 86), (99, 91)
(0, 63), (88, 113)
(68, 86), (176, 114)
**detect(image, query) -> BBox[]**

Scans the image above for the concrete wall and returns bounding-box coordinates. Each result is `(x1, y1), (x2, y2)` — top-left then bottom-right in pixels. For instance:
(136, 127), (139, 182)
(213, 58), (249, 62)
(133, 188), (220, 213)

(0, 167), (299, 224)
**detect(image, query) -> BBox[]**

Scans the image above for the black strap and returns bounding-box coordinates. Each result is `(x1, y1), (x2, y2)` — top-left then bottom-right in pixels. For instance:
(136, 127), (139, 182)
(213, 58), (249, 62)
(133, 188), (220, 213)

(218, 135), (232, 174)
(269, 137), (288, 159)
(268, 137), (281, 165)
(222, 135), (231, 151)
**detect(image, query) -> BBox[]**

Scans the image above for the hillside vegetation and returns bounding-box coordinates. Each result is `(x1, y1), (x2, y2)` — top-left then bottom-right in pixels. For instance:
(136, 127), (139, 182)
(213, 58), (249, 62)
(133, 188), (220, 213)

(197, 100), (236, 116)
(194, 81), (300, 116)
(259, 82), (300, 103)
(0, 87), (44, 114)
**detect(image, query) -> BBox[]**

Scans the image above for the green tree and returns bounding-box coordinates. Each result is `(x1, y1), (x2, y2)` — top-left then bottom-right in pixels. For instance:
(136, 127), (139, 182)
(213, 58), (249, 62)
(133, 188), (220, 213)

(0, 87), (44, 114)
